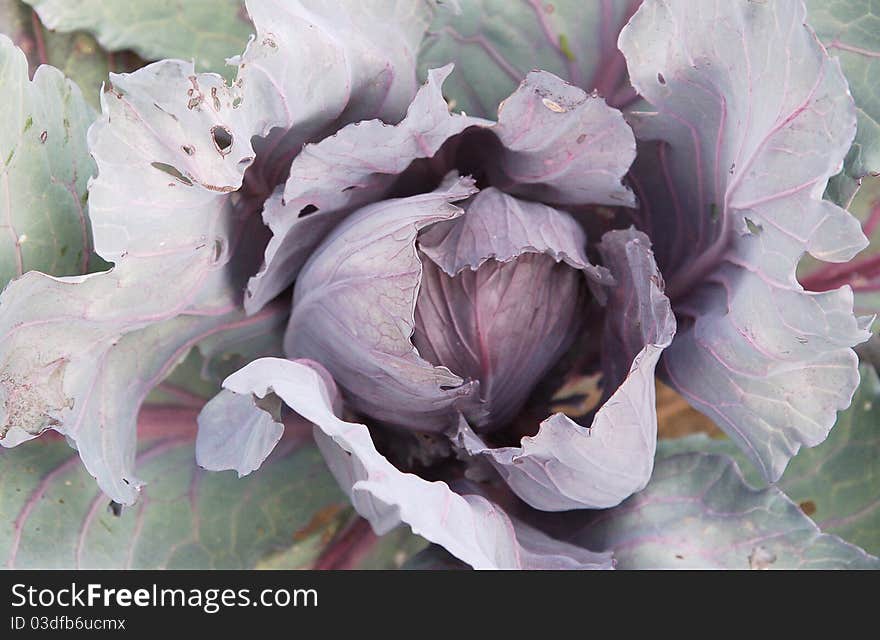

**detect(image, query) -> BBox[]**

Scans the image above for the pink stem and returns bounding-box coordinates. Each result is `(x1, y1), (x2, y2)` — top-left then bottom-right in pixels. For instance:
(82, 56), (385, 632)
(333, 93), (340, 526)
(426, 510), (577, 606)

(862, 199), (880, 238)
(136, 405), (200, 441)
(801, 198), (880, 291)
(801, 252), (880, 292)
(30, 11), (48, 66)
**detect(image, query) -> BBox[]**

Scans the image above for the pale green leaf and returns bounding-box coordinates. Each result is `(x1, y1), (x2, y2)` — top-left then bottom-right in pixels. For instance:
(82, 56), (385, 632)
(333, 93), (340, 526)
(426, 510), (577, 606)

(0, 35), (96, 289)
(659, 365), (880, 556)
(25, 0), (252, 76)
(805, 0), (880, 183)
(575, 452), (878, 569)
(0, 0), (144, 110)
(0, 425), (353, 569)
(418, 0), (639, 118)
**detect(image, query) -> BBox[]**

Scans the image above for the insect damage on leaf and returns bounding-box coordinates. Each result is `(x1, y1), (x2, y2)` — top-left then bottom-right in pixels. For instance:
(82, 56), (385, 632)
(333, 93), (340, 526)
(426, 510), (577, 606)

(0, 358), (72, 440)
(210, 125), (233, 155)
(748, 546), (777, 570)
(150, 162), (193, 186)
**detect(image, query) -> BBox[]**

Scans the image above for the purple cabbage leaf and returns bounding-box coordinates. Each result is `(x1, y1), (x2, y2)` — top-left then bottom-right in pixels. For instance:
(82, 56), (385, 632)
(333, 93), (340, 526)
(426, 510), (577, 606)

(451, 227), (674, 511)
(220, 357), (613, 570)
(193, 15), (673, 563)
(621, 0), (872, 482)
(0, 0), (438, 504)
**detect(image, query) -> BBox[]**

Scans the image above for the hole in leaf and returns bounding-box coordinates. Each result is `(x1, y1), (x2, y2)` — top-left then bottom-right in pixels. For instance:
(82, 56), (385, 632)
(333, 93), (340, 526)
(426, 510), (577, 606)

(657, 72), (666, 85)
(744, 217), (763, 235)
(182, 144), (195, 156)
(150, 161), (193, 186)
(300, 204), (318, 216)
(341, 185), (357, 192)
(211, 238), (226, 264)
(211, 125), (233, 155)
(107, 501), (123, 517)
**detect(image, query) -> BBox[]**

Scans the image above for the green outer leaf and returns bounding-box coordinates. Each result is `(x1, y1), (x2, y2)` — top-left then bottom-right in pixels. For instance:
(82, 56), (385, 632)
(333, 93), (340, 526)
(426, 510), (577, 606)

(0, 0), (144, 112)
(418, 0), (639, 118)
(575, 451), (878, 569)
(0, 35), (96, 289)
(0, 424), (350, 569)
(825, 170), (861, 208)
(145, 348), (226, 407)
(39, 31), (110, 110)
(24, 0), (252, 76)
(805, 0), (880, 182)
(659, 365), (880, 556)
(0, 412), (429, 569)
(145, 301), (287, 409)
(40, 30), (132, 111)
